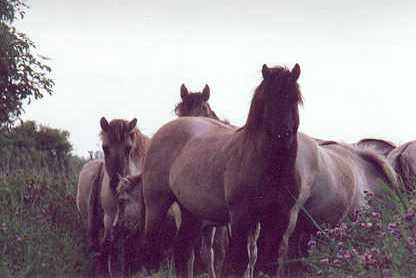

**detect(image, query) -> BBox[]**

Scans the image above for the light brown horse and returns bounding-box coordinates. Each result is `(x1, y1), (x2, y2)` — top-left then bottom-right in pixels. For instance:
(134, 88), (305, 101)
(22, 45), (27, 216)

(275, 139), (399, 276)
(355, 138), (396, 157)
(111, 84), (230, 278)
(175, 83), (231, 278)
(76, 117), (150, 277)
(116, 173), (230, 278)
(141, 64), (303, 277)
(79, 84), (228, 277)
(114, 175), (182, 276)
(388, 140), (416, 191)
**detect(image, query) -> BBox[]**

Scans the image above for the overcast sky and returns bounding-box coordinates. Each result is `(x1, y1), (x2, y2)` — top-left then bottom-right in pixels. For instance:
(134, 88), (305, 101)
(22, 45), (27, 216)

(17, 0), (416, 157)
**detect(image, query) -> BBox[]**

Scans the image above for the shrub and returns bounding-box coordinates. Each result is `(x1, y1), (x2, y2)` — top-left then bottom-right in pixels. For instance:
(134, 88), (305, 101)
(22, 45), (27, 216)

(306, 187), (416, 277)
(0, 121), (89, 277)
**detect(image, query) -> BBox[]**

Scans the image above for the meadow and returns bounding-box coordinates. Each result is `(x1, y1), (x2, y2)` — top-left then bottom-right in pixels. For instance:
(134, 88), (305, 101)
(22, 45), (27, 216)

(1, 121), (416, 277)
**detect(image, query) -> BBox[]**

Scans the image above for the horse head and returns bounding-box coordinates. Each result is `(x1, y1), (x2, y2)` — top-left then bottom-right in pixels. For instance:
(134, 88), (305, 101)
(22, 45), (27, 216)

(100, 117), (139, 194)
(175, 84), (219, 119)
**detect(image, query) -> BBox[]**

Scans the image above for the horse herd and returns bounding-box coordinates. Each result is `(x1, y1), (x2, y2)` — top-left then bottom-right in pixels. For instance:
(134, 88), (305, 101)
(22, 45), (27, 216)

(76, 64), (416, 278)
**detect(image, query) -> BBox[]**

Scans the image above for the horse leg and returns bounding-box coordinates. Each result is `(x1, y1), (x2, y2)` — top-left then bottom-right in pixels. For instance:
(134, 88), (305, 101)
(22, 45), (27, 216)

(285, 213), (316, 277)
(102, 214), (116, 254)
(91, 251), (109, 278)
(247, 222), (260, 278)
(143, 193), (174, 273)
(221, 209), (252, 278)
(213, 226), (229, 278)
(254, 205), (292, 277)
(102, 213), (123, 278)
(200, 226), (216, 278)
(173, 208), (200, 278)
(192, 233), (205, 276)
(122, 237), (133, 278)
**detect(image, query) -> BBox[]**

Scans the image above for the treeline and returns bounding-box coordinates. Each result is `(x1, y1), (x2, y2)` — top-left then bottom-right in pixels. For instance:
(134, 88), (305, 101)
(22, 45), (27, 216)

(0, 121), (85, 178)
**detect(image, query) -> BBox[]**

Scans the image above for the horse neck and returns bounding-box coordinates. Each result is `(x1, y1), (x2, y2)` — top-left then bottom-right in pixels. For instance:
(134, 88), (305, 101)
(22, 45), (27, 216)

(130, 135), (149, 174)
(242, 127), (299, 186)
(244, 101), (298, 174)
(208, 109), (220, 120)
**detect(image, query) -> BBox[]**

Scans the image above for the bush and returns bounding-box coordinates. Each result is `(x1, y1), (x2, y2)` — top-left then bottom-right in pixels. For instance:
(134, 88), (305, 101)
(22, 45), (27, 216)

(0, 121), (89, 277)
(306, 186), (416, 277)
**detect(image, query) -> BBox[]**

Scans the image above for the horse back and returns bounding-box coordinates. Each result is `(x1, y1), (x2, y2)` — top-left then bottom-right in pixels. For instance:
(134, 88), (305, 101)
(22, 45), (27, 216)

(143, 117), (236, 224)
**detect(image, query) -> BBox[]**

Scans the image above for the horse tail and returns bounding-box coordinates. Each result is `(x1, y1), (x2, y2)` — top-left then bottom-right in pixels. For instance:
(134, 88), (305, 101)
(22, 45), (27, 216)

(87, 161), (104, 253)
(394, 142), (414, 191)
(357, 148), (399, 191)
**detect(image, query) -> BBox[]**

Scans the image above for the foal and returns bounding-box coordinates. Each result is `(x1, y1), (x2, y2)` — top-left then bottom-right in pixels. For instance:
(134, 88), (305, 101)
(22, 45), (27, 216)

(76, 117), (149, 276)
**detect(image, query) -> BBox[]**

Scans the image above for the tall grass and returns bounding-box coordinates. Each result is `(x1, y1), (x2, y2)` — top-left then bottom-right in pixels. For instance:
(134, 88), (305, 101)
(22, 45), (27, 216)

(306, 185), (416, 277)
(3, 122), (416, 277)
(0, 123), (89, 277)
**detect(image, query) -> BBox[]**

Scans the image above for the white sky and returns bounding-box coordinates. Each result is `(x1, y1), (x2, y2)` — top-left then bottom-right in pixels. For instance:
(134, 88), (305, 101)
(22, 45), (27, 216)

(18, 0), (416, 157)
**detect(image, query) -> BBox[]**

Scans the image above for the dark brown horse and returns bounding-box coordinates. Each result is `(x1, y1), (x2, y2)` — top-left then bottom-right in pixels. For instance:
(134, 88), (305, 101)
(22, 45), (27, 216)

(175, 84), (220, 120)
(141, 64), (303, 277)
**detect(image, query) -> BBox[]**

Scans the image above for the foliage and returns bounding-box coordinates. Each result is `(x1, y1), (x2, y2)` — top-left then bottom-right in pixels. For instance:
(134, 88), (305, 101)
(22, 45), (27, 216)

(0, 121), (88, 277)
(0, 0), (54, 127)
(306, 187), (416, 277)
(0, 121), (76, 176)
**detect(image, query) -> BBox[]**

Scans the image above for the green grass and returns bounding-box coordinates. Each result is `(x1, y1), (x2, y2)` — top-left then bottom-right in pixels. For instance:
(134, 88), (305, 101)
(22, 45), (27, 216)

(0, 159), (89, 277)
(3, 123), (416, 277)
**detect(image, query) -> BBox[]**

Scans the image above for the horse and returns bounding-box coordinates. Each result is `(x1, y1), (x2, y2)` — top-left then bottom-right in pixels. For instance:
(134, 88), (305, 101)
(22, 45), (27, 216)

(175, 83), (231, 277)
(110, 84), (230, 278)
(274, 139), (399, 277)
(355, 138), (396, 157)
(116, 173), (230, 278)
(140, 64), (303, 277)
(76, 117), (150, 277)
(114, 175), (182, 276)
(77, 83), (229, 277)
(387, 140), (416, 191)
(175, 83), (221, 119)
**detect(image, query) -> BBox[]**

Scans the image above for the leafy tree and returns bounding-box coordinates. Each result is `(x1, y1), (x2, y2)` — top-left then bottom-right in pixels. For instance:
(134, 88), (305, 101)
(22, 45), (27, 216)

(0, 0), (54, 127)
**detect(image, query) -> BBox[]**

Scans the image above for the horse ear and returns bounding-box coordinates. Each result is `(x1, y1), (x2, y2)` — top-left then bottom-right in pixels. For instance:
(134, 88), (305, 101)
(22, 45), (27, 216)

(202, 84), (210, 101)
(100, 117), (110, 132)
(291, 63), (301, 81)
(180, 84), (189, 100)
(128, 118), (137, 131)
(262, 64), (269, 79)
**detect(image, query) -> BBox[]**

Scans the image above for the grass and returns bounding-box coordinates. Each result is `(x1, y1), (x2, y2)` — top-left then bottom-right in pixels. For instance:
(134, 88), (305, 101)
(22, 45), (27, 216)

(0, 170), (90, 277)
(4, 164), (416, 277)
(2, 123), (416, 277)
(0, 127), (90, 277)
